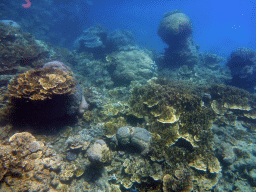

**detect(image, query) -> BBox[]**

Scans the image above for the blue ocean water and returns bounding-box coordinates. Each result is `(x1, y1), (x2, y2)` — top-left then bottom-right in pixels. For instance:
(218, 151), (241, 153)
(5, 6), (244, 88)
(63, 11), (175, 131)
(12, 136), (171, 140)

(50, 0), (256, 57)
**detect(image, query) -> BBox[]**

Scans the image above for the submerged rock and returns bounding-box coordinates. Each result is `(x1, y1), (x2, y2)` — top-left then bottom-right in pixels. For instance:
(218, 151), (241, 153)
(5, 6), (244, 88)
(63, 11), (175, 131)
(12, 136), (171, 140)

(116, 126), (151, 155)
(66, 151), (78, 161)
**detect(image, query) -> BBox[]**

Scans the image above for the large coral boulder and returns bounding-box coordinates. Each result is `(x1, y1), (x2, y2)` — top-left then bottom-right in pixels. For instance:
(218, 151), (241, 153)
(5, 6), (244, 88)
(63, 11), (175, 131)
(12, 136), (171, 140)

(107, 49), (156, 85)
(157, 10), (197, 69)
(158, 10), (193, 47)
(7, 61), (88, 125)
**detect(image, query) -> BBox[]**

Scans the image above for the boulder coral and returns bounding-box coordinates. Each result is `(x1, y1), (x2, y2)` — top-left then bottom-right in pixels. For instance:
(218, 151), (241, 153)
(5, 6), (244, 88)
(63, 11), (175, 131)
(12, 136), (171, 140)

(87, 139), (112, 165)
(157, 10), (199, 69)
(6, 65), (87, 124)
(158, 10), (193, 48)
(116, 126), (151, 155)
(106, 49), (156, 85)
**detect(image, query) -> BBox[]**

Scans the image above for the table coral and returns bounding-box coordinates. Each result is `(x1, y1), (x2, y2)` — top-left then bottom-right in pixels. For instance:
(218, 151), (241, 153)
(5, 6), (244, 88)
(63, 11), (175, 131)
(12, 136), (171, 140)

(8, 67), (76, 101)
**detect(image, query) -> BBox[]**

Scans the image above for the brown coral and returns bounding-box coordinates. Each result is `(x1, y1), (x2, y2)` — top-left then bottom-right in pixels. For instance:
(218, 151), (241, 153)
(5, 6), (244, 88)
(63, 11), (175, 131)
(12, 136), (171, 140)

(8, 67), (76, 101)
(0, 132), (90, 191)
(163, 165), (193, 192)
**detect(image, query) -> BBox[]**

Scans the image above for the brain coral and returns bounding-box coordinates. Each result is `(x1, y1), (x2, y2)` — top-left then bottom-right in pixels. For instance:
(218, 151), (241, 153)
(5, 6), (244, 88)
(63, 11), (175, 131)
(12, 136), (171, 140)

(8, 67), (76, 100)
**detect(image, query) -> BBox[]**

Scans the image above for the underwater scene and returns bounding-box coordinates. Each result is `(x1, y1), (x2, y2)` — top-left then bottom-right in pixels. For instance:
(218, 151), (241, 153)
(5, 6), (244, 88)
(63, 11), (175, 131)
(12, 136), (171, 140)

(1, 0), (256, 191)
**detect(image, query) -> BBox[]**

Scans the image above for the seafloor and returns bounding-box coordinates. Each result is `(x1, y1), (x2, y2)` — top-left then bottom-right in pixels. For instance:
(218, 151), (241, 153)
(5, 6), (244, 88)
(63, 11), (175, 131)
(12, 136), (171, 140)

(1, 21), (256, 192)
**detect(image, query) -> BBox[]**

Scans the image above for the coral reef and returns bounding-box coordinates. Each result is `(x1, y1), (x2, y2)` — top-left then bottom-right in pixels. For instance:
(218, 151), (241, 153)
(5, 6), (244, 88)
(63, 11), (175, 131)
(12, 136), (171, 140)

(226, 47), (256, 92)
(157, 10), (200, 69)
(0, 22), (70, 75)
(106, 152), (163, 190)
(70, 51), (113, 88)
(213, 120), (256, 191)
(201, 52), (225, 69)
(1, 6), (256, 191)
(0, 132), (64, 191)
(162, 165), (193, 192)
(158, 50), (231, 86)
(0, 130), (121, 191)
(1, 63), (256, 192)
(96, 78), (256, 191)
(0, 22), (75, 95)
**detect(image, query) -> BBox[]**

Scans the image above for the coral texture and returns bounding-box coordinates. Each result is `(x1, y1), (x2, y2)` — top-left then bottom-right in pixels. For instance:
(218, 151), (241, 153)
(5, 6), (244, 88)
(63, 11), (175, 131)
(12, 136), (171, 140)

(8, 67), (76, 101)
(158, 10), (192, 47)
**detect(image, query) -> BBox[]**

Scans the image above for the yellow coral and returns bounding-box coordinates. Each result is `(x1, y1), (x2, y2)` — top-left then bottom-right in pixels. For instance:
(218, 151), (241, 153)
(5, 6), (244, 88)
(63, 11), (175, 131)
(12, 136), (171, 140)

(8, 67), (76, 100)
(156, 106), (179, 124)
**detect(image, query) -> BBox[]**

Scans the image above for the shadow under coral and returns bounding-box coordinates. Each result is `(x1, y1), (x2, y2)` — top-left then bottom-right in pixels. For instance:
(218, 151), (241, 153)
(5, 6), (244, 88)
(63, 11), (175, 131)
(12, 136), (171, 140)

(7, 95), (78, 135)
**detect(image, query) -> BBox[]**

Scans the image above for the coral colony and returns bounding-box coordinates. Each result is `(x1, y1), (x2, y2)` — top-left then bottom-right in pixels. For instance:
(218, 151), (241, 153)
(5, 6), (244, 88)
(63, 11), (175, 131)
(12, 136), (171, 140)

(1, 6), (256, 192)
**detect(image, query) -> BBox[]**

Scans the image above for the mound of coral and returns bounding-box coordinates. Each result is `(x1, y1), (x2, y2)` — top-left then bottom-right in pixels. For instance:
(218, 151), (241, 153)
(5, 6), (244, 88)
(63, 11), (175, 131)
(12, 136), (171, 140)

(8, 67), (76, 101)
(5, 65), (88, 125)
(158, 10), (193, 47)
(106, 49), (157, 85)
